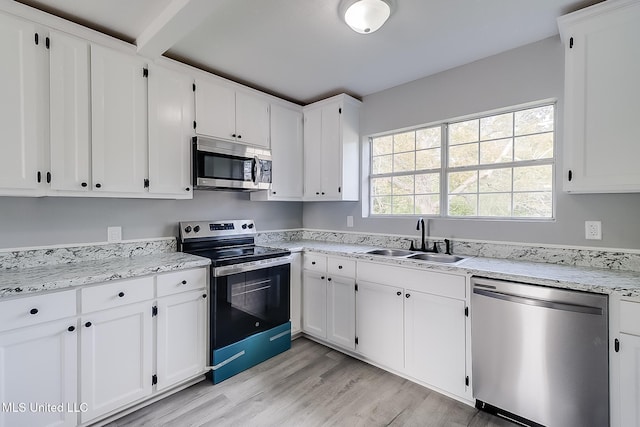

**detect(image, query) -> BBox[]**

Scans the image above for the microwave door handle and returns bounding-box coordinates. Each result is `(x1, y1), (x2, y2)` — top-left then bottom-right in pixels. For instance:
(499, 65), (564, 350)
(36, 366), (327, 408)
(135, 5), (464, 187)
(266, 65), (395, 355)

(252, 156), (259, 186)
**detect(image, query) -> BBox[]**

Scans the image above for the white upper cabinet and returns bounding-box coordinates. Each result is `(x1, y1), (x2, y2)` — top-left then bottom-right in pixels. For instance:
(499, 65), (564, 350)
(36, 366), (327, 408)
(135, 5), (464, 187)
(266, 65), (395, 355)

(251, 103), (304, 201)
(303, 94), (361, 201)
(91, 44), (148, 193)
(0, 13), (46, 194)
(559, 0), (640, 193)
(49, 31), (91, 192)
(147, 64), (194, 197)
(194, 78), (270, 148)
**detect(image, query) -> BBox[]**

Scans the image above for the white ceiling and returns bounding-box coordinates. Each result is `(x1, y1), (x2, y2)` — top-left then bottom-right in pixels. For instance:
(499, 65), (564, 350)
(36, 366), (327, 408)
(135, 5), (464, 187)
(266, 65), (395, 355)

(17, 0), (602, 104)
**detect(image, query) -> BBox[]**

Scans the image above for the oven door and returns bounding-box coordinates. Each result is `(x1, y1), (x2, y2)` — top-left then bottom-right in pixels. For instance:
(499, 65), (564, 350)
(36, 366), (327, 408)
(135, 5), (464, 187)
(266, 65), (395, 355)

(193, 137), (272, 190)
(211, 261), (290, 349)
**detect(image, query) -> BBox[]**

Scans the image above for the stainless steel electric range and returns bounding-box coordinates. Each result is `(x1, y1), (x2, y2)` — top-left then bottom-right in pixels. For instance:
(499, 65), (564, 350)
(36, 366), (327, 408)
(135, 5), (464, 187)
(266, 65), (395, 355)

(178, 219), (292, 384)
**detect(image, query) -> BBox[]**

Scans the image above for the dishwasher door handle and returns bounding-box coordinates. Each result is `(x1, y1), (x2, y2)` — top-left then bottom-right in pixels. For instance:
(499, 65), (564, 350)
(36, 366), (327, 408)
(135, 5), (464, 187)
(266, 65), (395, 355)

(472, 288), (603, 315)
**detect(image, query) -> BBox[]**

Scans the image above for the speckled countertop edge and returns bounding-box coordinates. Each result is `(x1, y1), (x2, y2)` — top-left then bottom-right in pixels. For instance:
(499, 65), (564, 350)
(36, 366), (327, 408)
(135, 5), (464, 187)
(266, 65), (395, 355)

(0, 252), (211, 300)
(264, 240), (640, 297)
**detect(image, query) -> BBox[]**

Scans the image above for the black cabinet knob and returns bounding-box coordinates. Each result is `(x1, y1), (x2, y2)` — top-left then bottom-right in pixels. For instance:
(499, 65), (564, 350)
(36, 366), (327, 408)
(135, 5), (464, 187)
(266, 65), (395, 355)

(321, 276), (325, 280)
(68, 326), (75, 332)
(321, 192), (325, 195)
(237, 135), (242, 139)
(272, 191), (277, 195)
(85, 322), (92, 328)
(202, 294), (207, 299)
(185, 187), (190, 191)
(405, 293), (411, 298)
(315, 192), (320, 195)
(29, 308), (38, 315)
(232, 134), (236, 138)
(181, 280), (187, 285)
(338, 265), (343, 269)
(81, 182), (87, 187)
(327, 278), (332, 281)
(95, 183), (102, 188)
(397, 291), (402, 296)
(311, 261), (316, 265)
(118, 292), (125, 298)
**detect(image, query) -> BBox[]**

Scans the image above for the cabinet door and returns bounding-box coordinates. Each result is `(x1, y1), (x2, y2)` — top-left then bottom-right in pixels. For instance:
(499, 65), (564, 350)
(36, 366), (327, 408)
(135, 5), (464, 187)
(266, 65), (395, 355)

(303, 108), (323, 198)
(302, 271), (327, 338)
(91, 44), (148, 193)
(356, 280), (404, 371)
(270, 104), (303, 199)
(0, 319), (77, 427)
(156, 290), (207, 391)
(49, 31), (91, 192)
(80, 301), (153, 424)
(0, 14), (43, 192)
(327, 275), (355, 350)
(148, 64), (193, 196)
(405, 289), (466, 397)
(290, 252), (303, 335)
(194, 79), (235, 140)
(619, 333), (640, 427)
(562, 2), (640, 192)
(320, 103), (342, 199)
(235, 91), (270, 148)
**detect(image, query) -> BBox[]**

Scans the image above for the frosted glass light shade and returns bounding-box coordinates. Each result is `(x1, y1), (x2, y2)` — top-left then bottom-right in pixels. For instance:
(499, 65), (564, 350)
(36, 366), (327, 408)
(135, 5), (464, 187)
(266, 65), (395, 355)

(344, 0), (391, 34)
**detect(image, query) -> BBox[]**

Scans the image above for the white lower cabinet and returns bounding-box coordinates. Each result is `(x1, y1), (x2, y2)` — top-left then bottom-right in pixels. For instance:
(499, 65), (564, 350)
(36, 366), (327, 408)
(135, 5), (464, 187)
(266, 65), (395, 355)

(404, 288), (466, 397)
(0, 318), (78, 427)
(613, 299), (640, 427)
(302, 254), (356, 350)
(302, 270), (327, 339)
(79, 301), (154, 424)
(619, 333), (640, 427)
(156, 290), (207, 391)
(355, 280), (404, 371)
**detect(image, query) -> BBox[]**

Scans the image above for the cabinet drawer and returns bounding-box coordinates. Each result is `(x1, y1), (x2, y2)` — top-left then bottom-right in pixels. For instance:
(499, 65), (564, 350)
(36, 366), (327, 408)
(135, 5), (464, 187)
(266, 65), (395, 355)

(327, 257), (356, 278)
(0, 290), (76, 332)
(620, 301), (640, 335)
(303, 253), (327, 272)
(157, 268), (207, 297)
(357, 261), (466, 300)
(81, 277), (154, 313)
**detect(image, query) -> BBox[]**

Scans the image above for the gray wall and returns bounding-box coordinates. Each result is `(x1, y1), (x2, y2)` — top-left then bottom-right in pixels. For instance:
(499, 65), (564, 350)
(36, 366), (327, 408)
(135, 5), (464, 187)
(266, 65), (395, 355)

(303, 36), (640, 250)
(0, 192), (302, 249)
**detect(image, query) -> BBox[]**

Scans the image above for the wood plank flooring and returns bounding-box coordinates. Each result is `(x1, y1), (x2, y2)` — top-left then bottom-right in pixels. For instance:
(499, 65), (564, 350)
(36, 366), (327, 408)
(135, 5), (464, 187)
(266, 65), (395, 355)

(106, 338), (513, 427)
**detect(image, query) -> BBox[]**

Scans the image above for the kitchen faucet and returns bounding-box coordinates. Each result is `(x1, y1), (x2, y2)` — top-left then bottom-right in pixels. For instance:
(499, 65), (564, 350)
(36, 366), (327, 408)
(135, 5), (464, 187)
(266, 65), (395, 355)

(410, 217), (438, 252)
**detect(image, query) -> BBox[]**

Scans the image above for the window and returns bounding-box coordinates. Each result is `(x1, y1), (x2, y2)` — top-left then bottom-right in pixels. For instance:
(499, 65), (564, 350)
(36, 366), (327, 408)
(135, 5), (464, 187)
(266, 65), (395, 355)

(369, 103), (555, 219)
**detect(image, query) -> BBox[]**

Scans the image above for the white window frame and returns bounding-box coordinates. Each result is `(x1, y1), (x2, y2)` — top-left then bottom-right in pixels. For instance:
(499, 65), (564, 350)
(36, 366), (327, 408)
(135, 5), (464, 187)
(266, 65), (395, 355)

(367, 100), (556, 220)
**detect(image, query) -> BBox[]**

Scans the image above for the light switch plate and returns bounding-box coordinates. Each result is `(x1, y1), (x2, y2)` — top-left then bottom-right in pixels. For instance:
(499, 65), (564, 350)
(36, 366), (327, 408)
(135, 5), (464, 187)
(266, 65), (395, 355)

(107, 226), (122, 242)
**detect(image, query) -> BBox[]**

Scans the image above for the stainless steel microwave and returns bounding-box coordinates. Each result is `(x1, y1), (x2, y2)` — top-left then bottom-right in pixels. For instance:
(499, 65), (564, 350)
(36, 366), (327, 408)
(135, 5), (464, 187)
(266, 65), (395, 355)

(192, 137), (272, 191)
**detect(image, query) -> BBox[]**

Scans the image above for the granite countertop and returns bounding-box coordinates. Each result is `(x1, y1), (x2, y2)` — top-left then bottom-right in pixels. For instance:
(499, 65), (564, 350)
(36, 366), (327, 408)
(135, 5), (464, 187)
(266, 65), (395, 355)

(0, 252), (211, 299)
(265, 240), (640, 297)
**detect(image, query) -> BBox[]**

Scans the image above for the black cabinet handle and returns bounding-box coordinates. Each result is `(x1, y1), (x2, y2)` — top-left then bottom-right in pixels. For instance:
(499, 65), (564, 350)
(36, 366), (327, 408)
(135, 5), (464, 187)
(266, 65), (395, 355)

(185, 187), (190, 192)
(405, 293), (411, 298)
(29, 308), (38, 315)
(85, 322), (92, 328)
(338, 265), (343, 269)
(232, 134), (236, 138)
(95, 183), (102, 188)
(315, 192), (320, 195)
(396, 291), (402, 296)
(68, 326), (75, 332)
(321, 276), (325, 280)
(615, 338), (620, 352)
(272, 191), (277, 195)
(181, 280), (187, 285)
(328, 277), (332, 281)
(37, 171), (41, 183)
(81, 182), (87, 187)
(118, 292), (125, 298)
(311, 261), (316, 265)
(46, 172), (51, 183)
(321, 192), (325, 195)
(202, 294), (207, 299)
(568, 170), (573, 182)
(237, 135), (242, 139)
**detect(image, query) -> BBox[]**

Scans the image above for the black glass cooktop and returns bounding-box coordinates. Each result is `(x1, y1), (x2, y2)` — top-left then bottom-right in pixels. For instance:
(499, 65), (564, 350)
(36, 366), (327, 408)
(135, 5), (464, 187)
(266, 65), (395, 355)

(188, 245), (290, 267)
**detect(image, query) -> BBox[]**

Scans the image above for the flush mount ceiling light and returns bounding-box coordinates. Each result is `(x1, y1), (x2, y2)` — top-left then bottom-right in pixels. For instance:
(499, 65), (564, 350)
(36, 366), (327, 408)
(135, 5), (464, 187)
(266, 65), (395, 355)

(342, 0), (392, 34)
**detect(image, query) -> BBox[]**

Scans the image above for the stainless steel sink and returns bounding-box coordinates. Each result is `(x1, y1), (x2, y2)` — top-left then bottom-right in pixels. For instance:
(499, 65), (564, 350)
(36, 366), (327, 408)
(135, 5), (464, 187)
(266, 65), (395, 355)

(365, 248), (415, 257)
(407, 253), (466, 263)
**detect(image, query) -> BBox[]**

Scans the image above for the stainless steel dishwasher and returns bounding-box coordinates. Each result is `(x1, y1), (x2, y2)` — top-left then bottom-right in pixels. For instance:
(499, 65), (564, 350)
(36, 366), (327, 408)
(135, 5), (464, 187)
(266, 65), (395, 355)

(471, 277), (609, 427)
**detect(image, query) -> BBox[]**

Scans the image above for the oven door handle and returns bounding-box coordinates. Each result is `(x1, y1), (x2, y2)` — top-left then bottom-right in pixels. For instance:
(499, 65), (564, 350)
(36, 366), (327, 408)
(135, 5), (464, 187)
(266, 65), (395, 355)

(214, 255), (292, 277)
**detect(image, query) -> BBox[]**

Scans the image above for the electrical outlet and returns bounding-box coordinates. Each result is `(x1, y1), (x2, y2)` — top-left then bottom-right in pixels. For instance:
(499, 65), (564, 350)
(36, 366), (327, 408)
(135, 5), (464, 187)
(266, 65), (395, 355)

(585, 221), (602, 240)
(347, 216), (354, 228)
(107, 226), (122, 242)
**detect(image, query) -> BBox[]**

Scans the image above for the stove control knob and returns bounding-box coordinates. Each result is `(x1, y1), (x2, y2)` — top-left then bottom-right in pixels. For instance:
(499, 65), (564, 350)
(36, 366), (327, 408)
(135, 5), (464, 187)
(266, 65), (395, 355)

(184, 226), (192, 233)
(242, 224), (248, 229)
(248, 223), (254, 229)
(194, 225), (201, 233)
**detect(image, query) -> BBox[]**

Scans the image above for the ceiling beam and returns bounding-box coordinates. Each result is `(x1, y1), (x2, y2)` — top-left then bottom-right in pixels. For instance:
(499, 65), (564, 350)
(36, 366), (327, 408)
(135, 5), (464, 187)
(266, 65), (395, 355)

(135, 0), (230, 58)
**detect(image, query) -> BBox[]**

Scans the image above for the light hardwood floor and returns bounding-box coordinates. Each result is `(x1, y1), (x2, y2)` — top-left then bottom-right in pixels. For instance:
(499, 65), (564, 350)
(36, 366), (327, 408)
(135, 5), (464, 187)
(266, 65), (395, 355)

(106, 337), (513, 427)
